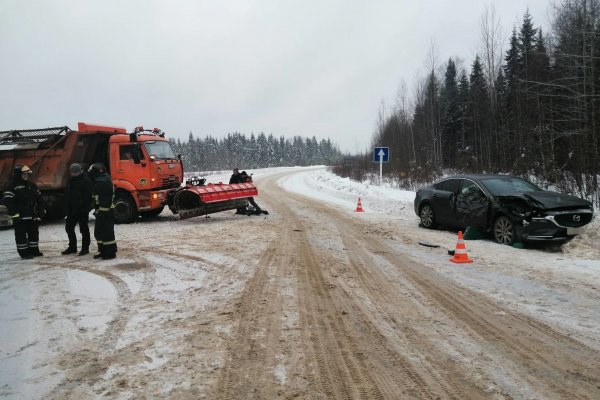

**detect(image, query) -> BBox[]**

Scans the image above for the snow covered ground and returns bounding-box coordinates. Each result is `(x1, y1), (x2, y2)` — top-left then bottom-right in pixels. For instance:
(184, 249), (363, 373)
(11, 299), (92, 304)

(1, 166), (599, 398)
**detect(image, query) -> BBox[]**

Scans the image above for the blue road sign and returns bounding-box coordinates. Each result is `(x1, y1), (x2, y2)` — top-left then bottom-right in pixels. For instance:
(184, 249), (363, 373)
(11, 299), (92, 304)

(373, 147), (390, 163)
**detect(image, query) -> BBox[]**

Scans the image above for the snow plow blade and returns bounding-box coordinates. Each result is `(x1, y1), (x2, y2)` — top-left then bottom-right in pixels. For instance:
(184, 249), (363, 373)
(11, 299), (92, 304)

(173, 183), (258, 220)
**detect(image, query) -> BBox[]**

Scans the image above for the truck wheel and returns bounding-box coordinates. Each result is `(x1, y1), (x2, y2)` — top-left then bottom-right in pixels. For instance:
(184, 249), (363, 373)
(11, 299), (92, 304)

(113, 192), (139, 224)
(140, 206), (164, 218)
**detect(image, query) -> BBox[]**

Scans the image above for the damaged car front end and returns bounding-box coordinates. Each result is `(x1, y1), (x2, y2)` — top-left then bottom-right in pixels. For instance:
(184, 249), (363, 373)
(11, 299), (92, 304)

(496, 193), (594, 243)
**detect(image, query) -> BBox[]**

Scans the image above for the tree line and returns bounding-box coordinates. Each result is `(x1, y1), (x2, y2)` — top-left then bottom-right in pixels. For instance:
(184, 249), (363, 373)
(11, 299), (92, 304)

(170, 132), (342, 172)
(335, 0), (600, 205)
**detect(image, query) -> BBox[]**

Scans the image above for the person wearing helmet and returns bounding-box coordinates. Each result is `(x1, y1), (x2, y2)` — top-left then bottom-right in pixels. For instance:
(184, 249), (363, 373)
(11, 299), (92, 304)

(2, 164), (45, 259)
(61, 163), (93, 256)
(88, 163), (117, 260)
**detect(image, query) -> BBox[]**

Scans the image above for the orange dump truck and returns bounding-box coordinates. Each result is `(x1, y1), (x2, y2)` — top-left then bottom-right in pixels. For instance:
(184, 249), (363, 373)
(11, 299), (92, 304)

(0, 122), (183, 225)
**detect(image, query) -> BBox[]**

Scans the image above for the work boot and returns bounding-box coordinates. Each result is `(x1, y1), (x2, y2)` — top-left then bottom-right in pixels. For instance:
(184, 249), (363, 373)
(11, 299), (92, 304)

(101, 254), (116, 260)
(93, 253), (103, 259)
(20, 254), (34, 260)
(31, 251), (44, 257)
(78, 248), (89, 256)
(61, 247), (77, 255)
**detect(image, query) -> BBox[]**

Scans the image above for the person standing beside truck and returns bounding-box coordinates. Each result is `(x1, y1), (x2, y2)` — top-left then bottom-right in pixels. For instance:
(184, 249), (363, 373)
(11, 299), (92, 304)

(88, 163), (117, 260)
(61, 163), (93, 256)
(2, 165), (45, 259)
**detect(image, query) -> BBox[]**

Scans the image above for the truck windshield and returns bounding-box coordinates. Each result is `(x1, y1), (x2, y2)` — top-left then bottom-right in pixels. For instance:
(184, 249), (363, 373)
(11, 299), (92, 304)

(144, 141), (176, 160)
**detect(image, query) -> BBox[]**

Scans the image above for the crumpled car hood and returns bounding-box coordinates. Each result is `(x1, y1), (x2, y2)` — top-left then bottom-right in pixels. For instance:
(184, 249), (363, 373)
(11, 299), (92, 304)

(499, 191), (592, 210)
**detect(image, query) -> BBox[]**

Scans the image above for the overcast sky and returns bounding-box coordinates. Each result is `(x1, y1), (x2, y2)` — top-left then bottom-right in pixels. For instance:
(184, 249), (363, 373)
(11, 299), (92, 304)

(0, 0), (551, 153)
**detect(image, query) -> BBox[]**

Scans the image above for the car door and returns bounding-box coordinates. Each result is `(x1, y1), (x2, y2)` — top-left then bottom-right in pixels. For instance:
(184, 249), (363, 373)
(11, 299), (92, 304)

(431, 179), (461, 225)
(455, 179), (489, 228)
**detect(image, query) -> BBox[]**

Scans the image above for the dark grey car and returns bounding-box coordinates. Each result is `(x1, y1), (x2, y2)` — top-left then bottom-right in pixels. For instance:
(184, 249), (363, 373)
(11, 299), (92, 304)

(414, 174), (594, 245)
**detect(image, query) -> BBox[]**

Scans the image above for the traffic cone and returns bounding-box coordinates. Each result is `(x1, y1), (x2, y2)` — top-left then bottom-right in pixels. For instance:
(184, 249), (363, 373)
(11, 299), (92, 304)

(355, 197), (364, 212)
(449, 231), (473, 264)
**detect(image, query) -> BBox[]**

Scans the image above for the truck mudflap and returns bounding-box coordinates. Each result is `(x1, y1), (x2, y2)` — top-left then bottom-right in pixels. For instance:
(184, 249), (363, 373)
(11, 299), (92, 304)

(173, 182), (258, 220)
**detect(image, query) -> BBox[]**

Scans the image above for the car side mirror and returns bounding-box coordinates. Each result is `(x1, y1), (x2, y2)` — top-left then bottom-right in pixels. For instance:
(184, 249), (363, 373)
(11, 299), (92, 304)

(177, 154), (182, 160)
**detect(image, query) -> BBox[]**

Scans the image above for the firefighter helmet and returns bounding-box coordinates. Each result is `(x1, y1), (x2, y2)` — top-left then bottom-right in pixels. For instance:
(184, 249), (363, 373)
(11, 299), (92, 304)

(88, 163), (107, 179)
(14, 164), (32, 179)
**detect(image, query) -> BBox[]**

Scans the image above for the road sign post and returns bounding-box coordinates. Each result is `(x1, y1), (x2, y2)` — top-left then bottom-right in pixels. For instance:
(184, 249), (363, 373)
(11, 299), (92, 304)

(372, 147), (389, 186)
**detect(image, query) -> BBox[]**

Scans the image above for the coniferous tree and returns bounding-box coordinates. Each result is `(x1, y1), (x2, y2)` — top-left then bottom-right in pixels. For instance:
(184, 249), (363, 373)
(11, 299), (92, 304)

(457, 70), (470, 166)
(440, 58), (461, 166)
(467, 56), (490, 170)
(502, 27), (522, 163)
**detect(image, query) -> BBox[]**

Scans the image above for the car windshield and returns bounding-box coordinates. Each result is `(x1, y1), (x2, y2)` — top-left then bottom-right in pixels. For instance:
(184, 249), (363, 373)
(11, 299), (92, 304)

(144, 141), (176, 160)
(481, 177), (542, 196)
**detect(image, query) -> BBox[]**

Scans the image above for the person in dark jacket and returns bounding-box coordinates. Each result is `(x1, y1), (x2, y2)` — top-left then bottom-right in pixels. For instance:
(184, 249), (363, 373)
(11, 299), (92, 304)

(88, 163), (117, 260)
(61, 163), (93, 256)
(229, 168), (246, 214)
(2, 165), (45, 259)
(229, 168), (242, 184)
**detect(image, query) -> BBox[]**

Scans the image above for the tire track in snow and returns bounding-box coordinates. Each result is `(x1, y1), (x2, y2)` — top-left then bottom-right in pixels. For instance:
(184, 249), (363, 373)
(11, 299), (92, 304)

(209, 235), (287, 399)
(264, 172), (406, 399)
(36, 258), (159, 397)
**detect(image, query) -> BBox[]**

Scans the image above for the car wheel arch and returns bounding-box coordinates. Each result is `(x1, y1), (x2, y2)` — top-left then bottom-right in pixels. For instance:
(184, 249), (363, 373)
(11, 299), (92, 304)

(491, 210), (521, 226)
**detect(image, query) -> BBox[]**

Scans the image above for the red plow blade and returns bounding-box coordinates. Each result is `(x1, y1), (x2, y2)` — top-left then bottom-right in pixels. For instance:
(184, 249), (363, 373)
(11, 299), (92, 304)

(174, 182), (258, 220)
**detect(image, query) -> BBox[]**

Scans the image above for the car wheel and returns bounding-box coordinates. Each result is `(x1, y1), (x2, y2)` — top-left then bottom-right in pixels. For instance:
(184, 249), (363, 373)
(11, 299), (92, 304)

(493, 215), (515, 245)
(419, 203), (437, 229)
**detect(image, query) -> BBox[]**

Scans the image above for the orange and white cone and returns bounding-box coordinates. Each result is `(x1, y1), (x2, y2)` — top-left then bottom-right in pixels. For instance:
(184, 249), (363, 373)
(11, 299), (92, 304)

(355, 197), (364, 212)
(449, 231), (473, 264)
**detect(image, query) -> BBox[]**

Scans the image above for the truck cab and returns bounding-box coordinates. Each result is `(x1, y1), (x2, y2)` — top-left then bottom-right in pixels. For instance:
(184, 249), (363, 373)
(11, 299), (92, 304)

(107, 128), (183, 222)
(77, 123), (184, 223)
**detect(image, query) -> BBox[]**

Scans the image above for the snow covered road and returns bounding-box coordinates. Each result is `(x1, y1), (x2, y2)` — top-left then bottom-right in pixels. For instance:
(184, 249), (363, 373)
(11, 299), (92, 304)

(1, 166), (599, 399)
